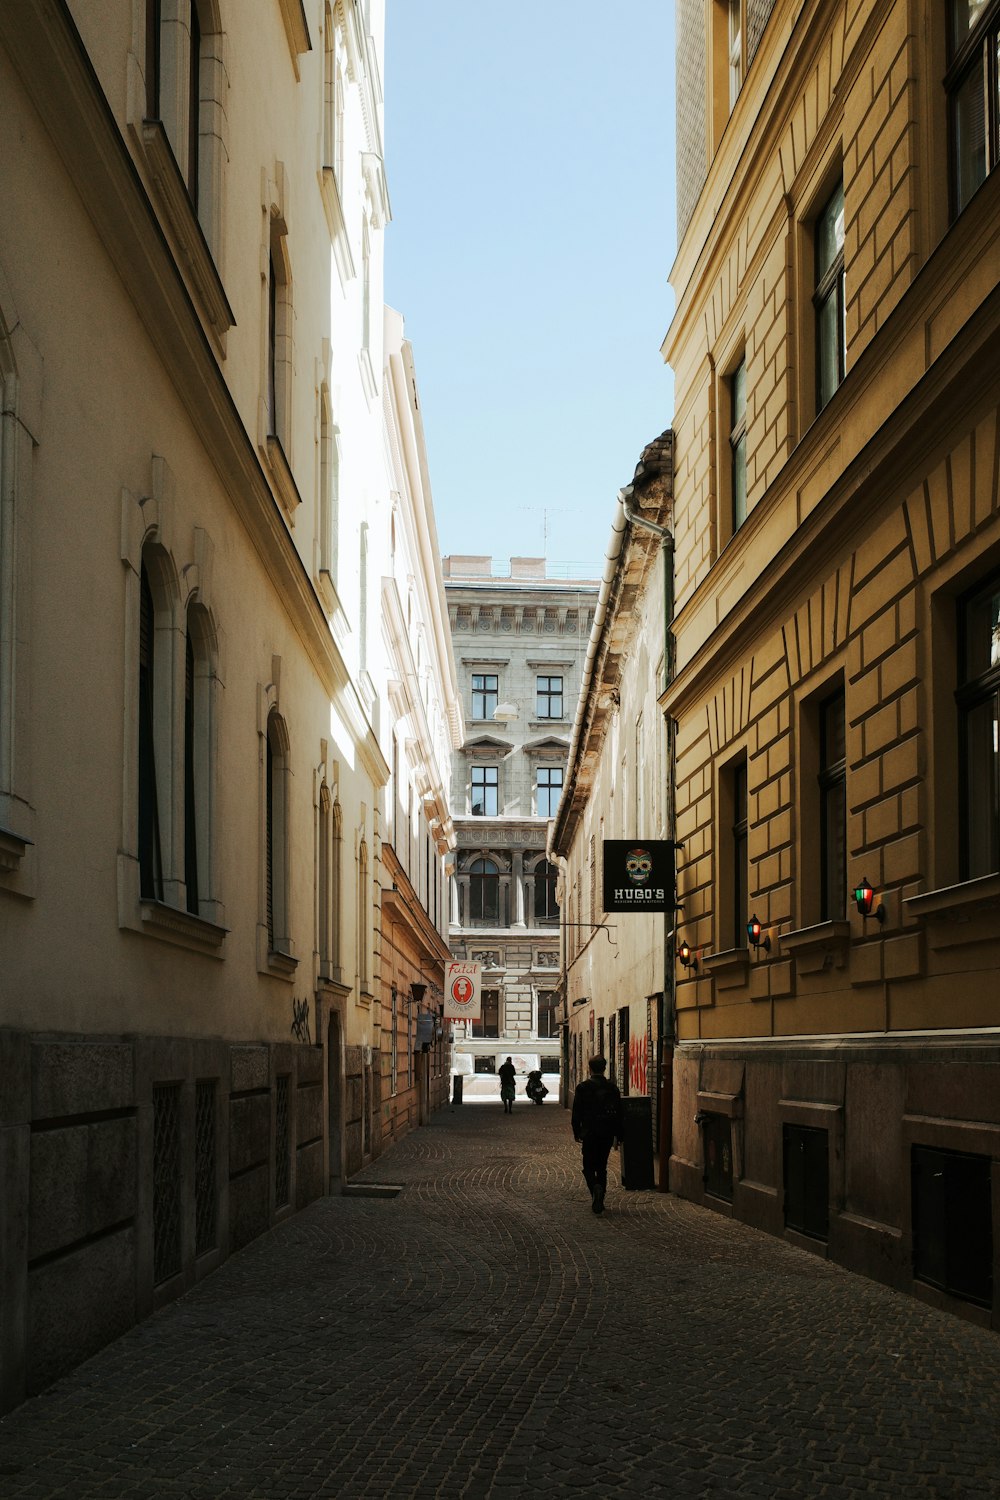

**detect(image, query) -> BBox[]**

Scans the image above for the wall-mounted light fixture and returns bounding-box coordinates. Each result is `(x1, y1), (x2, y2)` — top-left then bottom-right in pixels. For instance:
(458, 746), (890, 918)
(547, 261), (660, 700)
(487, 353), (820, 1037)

(677, 941), (697, 970)
(746, 914), (770, 951)
(411, 982), (427, 1006)
(853, 876), (885, 923)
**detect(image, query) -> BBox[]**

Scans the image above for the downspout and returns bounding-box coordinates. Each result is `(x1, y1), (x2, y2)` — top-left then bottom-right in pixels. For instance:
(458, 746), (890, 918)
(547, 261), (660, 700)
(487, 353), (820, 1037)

(619, 490), (676, 1193)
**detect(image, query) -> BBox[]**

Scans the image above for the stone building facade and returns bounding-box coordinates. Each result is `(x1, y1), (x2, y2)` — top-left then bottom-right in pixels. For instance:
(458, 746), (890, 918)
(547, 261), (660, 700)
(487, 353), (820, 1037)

(444, 558), (598, 1086)
(664, 0), (1000, 1325)
(0, 0), (413, 1408)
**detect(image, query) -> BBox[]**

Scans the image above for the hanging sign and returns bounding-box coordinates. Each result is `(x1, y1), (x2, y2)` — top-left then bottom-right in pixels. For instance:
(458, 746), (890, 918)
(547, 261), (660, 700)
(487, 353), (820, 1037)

(602, 840), (676, 914)
(444, 960), (482, 1019)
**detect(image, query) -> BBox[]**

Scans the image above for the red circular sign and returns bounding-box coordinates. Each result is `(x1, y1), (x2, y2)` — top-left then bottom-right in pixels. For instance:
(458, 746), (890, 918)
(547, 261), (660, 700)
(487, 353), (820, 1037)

(451, 976), (474, 1006)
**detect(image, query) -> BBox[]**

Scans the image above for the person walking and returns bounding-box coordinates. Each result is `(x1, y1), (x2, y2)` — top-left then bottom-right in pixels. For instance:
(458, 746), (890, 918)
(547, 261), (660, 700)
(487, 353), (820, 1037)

(571, 1055), (622, 1214)
(498, 1055), (517, 1114)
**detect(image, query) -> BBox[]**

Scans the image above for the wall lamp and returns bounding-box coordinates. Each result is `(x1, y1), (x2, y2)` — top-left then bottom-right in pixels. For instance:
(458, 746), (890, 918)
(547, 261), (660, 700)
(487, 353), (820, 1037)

(677, 941), (697, 970)
(853, 876), (885, 923)
(411, 982), (427, 1006)
(746, 914), (770, 951)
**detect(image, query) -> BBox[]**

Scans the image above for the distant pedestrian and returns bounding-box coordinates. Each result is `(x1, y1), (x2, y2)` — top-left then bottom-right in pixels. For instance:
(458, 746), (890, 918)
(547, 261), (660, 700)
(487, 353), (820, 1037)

(498, 1055), (516, 1114)
(571, 1056), (622, 1214)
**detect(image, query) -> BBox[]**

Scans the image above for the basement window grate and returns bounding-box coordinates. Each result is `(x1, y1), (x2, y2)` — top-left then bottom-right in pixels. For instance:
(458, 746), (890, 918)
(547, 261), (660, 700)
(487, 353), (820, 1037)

(153, 1083), (182, 1284)
(275, 1074), (291, 1208)
(194, 1080), (217, 1256)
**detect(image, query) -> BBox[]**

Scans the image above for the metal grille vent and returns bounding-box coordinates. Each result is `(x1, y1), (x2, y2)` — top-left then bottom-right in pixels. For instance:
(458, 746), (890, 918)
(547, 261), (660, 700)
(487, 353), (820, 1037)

(195, 1080), (217, 1256)
(275, 1074), (291, 1207)
(153, 1083), (181, 1284)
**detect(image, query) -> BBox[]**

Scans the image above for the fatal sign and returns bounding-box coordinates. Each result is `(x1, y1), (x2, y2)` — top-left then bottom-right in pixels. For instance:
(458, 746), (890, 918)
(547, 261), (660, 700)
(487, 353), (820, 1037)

(602, 840), (676, 914)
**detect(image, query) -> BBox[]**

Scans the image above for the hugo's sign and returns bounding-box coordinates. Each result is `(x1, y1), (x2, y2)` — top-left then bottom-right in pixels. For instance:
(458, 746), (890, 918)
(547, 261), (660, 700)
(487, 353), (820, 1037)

(602, 841), (676, 914)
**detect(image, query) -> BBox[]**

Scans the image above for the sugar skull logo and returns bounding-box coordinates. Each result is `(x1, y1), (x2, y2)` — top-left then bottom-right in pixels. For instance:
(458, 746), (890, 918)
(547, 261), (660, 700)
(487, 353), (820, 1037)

(625, 847), (653, 885)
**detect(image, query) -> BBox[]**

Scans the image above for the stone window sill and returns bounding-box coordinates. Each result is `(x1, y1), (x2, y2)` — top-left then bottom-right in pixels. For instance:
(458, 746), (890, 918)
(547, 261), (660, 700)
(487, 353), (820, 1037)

(140, 120), (234, 351)
(701, 947), (750, 979)
(138, 898), (228, 956)
(0, 825), (31, 874)
(781, 920), (851, 973)
(266, 435), (303, 518)
(904, 873), (1000, 920)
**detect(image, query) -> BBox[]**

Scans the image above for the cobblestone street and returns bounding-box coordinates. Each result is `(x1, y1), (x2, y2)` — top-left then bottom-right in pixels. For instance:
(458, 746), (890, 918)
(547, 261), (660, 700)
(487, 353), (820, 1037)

(1, 1102), (999, 1499)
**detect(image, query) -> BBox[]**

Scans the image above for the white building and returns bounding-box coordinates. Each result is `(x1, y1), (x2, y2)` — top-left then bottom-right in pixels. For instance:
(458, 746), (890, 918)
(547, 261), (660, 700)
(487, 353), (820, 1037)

(0, 0), (397, 1407)
(377, 308), (463, 1142)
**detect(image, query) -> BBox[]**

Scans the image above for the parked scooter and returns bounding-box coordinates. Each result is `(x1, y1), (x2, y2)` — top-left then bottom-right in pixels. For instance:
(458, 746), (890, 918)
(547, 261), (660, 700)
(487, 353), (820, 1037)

(526, 1069), (548, 1105)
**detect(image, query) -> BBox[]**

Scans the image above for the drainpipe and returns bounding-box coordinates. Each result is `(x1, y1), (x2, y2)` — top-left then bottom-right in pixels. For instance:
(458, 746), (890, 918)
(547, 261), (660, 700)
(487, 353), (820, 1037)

(619, 490), (676, 1193)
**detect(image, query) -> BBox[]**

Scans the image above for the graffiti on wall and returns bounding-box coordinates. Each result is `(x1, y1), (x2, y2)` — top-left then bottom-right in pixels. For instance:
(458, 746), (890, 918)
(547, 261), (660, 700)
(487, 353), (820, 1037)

(291, 996), (311, 1044)
(629, 1033), (648, 1095)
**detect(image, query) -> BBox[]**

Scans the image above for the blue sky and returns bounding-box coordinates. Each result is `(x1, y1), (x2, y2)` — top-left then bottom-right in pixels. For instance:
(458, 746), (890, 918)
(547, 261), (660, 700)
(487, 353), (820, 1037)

(384, 2), (676, 579)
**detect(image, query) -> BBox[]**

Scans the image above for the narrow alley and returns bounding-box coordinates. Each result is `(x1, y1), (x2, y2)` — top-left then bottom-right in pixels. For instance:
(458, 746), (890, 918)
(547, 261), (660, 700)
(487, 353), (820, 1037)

(1, 1103), (998, 1500)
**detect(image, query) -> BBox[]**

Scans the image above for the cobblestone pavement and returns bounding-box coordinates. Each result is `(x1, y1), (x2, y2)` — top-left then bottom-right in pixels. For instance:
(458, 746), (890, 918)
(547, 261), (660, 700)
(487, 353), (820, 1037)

(2, 1103), (1000, 1499)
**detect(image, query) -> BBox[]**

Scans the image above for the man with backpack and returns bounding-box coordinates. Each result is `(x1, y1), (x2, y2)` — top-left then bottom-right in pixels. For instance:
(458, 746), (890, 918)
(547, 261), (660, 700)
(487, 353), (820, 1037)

(571, 1055), (622, 1214)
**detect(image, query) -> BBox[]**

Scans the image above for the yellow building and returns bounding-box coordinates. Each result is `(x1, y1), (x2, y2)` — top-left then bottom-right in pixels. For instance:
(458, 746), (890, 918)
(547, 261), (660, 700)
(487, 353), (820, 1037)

(664, 0), (1000, 1323)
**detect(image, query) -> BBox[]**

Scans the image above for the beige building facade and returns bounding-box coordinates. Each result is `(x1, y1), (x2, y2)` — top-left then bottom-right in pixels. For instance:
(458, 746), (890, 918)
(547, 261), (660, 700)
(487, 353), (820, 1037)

(548, 439), (674, 1135)
(664, 0), (1000, 1324)
(0, 0), (405, 1408)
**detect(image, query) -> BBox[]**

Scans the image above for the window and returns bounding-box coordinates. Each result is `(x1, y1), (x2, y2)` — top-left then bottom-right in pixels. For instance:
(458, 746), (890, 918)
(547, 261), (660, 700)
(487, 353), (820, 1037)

(732, 759), (748, 946)
(729, 358), (747, 532)
(728, 0), (744, 107)
(471, 765), (498, 817)
(318, 386), (340, 593)
(390, 985), (398, 1095)
(318, 783), (332, 974)
(471, 989), (500, 1038)
(912, 1145), (993, 1308)
(536, 675), (563, 719)
(472, 674), (498, 720)
(783, 1124), (829, 1241)
(536, 767), (563, 818)
(815, 181), (846, 411)
(265, 711), (291, 956)
(266, 224), (291, 450)
(947, 0), (1000, 216)
(537, 990), (558, 1039)
(139, 561), (164, 902)
(145, 0), (200, 205)
(358, 839), (370, 990)
(818, 690), (847, 919)
(534, 861), (560, 922)
(183, 624), (199, 914)
(958, 574), (1000, 877)
(469, 858), (500, 923)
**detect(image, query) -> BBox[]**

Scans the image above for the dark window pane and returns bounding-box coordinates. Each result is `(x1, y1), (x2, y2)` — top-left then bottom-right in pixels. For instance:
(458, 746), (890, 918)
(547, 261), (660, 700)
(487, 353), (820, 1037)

(732, 432), (747, 529)
(954, 61), (988, 211)
(965, 696), (999, 877)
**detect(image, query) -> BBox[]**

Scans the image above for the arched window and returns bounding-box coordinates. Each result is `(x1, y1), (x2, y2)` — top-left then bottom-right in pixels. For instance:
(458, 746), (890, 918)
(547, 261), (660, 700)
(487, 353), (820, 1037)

(469, 858), (500, 924)
(358, 838), (370, 989)
(265, 710), (291, 954)
(266, 214), (292, 458)
(318, 782), (332, 972)
(138, 560), (164, 901)
(534, 860), (560, 923)
(183, 625), (198, 912)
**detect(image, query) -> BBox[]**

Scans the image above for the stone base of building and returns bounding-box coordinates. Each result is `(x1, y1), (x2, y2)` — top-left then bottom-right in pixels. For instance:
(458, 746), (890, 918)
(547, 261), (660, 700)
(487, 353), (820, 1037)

(670, 1036), (1000, 1331)
(0, 1028), (331, 1413)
